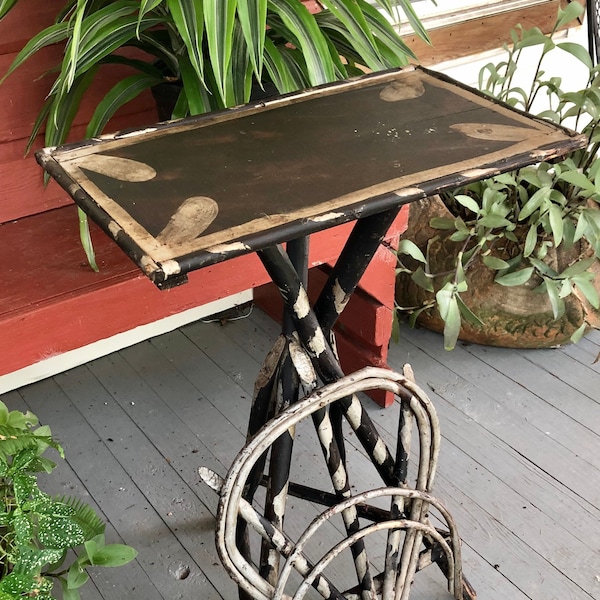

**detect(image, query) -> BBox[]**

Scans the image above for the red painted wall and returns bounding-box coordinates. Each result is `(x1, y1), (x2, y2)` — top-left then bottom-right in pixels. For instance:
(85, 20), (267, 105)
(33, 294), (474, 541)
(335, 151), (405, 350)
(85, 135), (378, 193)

(0, 1), (406, 406)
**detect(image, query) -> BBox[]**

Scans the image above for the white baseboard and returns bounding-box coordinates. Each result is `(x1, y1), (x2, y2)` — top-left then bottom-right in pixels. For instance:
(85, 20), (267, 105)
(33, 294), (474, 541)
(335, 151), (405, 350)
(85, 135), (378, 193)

(0, 289), (253, 396)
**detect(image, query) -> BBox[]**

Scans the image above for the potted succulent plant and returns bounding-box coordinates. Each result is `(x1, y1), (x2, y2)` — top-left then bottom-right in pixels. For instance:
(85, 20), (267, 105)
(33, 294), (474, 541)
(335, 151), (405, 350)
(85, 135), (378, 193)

(0, 0), (429, 269)
(0, 400), (136, 600)
(395, 2), (600, 350)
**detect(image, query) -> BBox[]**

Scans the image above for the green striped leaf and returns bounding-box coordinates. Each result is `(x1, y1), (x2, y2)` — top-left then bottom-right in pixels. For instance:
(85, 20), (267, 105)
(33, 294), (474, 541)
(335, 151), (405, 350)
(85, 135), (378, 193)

(0, 0), (19, 19)
(320, 0), (383, 71)
(370, 0), (394, 13)
(204, 0), (237, 105)
(237, 0), (267, 81)
(0, 22), (69, 84)
(86, 73), (164, 137)
(228, 21), (255, 106)
(67, 16), (162, 86)
(268, 0), (336, 86)
(138, 0), (163, 34)
(137, 31), (180, 76)
(51, 16), (142, 127)
(78, 208), (98, 273)
(395, 0), (431, 44)
(65, 0), (89, 89)
(53, 5), (161, 101)
(263, 37), (307, 93)
(46, 68), (98, 148)
(166, 0), (205, 83)
(360, 1), (416, 64)
(179, 56), (212, 115)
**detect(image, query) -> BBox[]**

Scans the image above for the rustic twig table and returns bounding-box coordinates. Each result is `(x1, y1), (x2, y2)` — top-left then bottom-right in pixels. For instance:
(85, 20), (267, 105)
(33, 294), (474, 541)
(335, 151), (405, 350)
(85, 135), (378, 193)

(37, 65), (584, 600)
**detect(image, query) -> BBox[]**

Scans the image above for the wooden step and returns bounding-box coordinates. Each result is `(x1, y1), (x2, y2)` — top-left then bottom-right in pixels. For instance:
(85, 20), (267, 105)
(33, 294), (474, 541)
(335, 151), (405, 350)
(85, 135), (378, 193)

(1, 204), (407, 404)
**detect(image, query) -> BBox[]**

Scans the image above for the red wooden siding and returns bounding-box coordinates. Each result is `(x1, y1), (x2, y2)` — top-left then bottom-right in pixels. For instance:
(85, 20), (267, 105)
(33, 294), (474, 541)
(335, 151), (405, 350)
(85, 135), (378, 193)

(0, 1), (405, 406)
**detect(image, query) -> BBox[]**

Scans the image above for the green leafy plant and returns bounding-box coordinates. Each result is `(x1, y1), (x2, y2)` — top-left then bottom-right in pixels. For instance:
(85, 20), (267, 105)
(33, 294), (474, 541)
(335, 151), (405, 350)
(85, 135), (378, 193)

(0, 0), (429, 270)
(396, 2), (600, 349)
(0, 401), (137, 600)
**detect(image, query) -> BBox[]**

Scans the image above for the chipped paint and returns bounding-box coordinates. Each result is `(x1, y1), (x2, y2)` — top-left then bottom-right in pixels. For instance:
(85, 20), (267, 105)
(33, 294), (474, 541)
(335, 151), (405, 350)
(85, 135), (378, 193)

(289, 338), (317, 388)
(293, 288), (311, 320)
(107, 220), (122, 239)
(460, 168), (499, 179)
(317, 418), (334, 459)
(332, 279), (348, 315)
(532, 148), (563, 160)
(346, 397), (363, 427)
(201, 366), (468, 600)
(331, 462), (348, 491)
(160, 260), (182, 277)
(372, 437), (388, 465)
(308, 328), (327, 356)
(139, 255), (158, 275)
(157, 196), (219, 245)
(394, 187), (425, 198)
(198, 466), (224, 492)
(254, 335), (286, 391)
(118, 127), (158, 138)
(206, 241), (250, 254)
(310, 212), (344, 223)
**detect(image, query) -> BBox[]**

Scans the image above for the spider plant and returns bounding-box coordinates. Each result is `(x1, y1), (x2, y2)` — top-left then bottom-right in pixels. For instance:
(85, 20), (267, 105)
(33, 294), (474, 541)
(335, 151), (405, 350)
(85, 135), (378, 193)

(0, 0), (430, 270)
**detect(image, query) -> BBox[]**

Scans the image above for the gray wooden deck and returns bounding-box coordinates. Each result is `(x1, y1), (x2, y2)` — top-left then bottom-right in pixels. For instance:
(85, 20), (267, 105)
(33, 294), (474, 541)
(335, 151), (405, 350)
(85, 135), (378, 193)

(3, 308), (599, 600)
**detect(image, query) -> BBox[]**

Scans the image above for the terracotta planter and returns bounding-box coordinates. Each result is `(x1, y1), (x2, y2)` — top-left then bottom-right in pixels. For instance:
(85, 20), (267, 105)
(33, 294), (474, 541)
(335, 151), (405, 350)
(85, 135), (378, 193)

(396, 196), (600, 348)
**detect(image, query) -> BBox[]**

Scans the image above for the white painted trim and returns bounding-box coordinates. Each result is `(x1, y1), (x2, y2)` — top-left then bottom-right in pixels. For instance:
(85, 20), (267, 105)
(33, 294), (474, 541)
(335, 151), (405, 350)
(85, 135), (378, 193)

(0, 289), (253, 395)
(390, 0), (554, 33)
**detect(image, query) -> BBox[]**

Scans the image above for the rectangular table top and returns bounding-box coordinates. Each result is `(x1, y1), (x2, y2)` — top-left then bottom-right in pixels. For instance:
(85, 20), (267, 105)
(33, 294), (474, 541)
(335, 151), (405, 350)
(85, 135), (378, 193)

(37, 66), (585, 289)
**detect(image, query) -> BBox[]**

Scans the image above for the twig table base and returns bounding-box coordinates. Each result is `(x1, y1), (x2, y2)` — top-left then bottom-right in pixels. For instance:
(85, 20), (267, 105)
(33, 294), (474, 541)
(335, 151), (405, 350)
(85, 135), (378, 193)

(37, 65), (585, 600)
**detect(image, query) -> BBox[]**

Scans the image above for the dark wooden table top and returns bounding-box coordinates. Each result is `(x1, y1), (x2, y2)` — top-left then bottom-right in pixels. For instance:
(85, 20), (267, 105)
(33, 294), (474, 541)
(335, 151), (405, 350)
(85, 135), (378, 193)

(37, 66), (585, 289)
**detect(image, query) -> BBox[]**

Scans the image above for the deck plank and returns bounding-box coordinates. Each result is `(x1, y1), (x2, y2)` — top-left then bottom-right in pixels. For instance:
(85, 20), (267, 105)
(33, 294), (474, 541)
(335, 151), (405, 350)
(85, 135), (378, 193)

(116, 333), (371, 592)
(459, 337), (600, 436)
(59, 356), (239, 600)
(391, 326), (600, 503)
(2, 310), (599, 600)
(17, 377), (174, 600)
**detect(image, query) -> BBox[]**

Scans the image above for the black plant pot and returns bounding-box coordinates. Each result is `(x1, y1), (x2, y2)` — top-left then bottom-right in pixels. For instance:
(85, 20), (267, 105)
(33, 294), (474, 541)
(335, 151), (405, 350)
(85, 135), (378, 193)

(150, 80), (182, 121)
(151, 78), (280, 122)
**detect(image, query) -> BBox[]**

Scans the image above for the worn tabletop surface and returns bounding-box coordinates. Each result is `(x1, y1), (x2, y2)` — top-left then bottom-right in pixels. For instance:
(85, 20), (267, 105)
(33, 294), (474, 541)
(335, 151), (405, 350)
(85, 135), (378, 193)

(37, 66), (585, 288)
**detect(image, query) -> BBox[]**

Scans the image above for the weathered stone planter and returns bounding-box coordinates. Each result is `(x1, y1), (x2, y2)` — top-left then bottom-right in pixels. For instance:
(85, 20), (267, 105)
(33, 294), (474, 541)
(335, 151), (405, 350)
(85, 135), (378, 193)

(396, 196), (600, 348)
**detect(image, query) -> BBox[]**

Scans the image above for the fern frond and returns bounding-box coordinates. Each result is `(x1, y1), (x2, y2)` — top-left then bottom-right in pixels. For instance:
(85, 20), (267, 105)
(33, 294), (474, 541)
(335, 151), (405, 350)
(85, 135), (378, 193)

(56, 496), (105, 540)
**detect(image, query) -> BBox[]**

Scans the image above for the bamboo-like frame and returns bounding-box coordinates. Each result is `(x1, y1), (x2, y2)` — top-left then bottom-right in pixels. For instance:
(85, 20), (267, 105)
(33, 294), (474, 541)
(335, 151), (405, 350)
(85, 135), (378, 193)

(201, 367), (467, 600)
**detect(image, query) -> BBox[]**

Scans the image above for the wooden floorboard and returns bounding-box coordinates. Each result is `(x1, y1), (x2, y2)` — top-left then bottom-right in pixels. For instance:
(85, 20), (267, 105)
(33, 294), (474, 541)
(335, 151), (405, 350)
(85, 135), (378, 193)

(3, 310), (599, 600)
